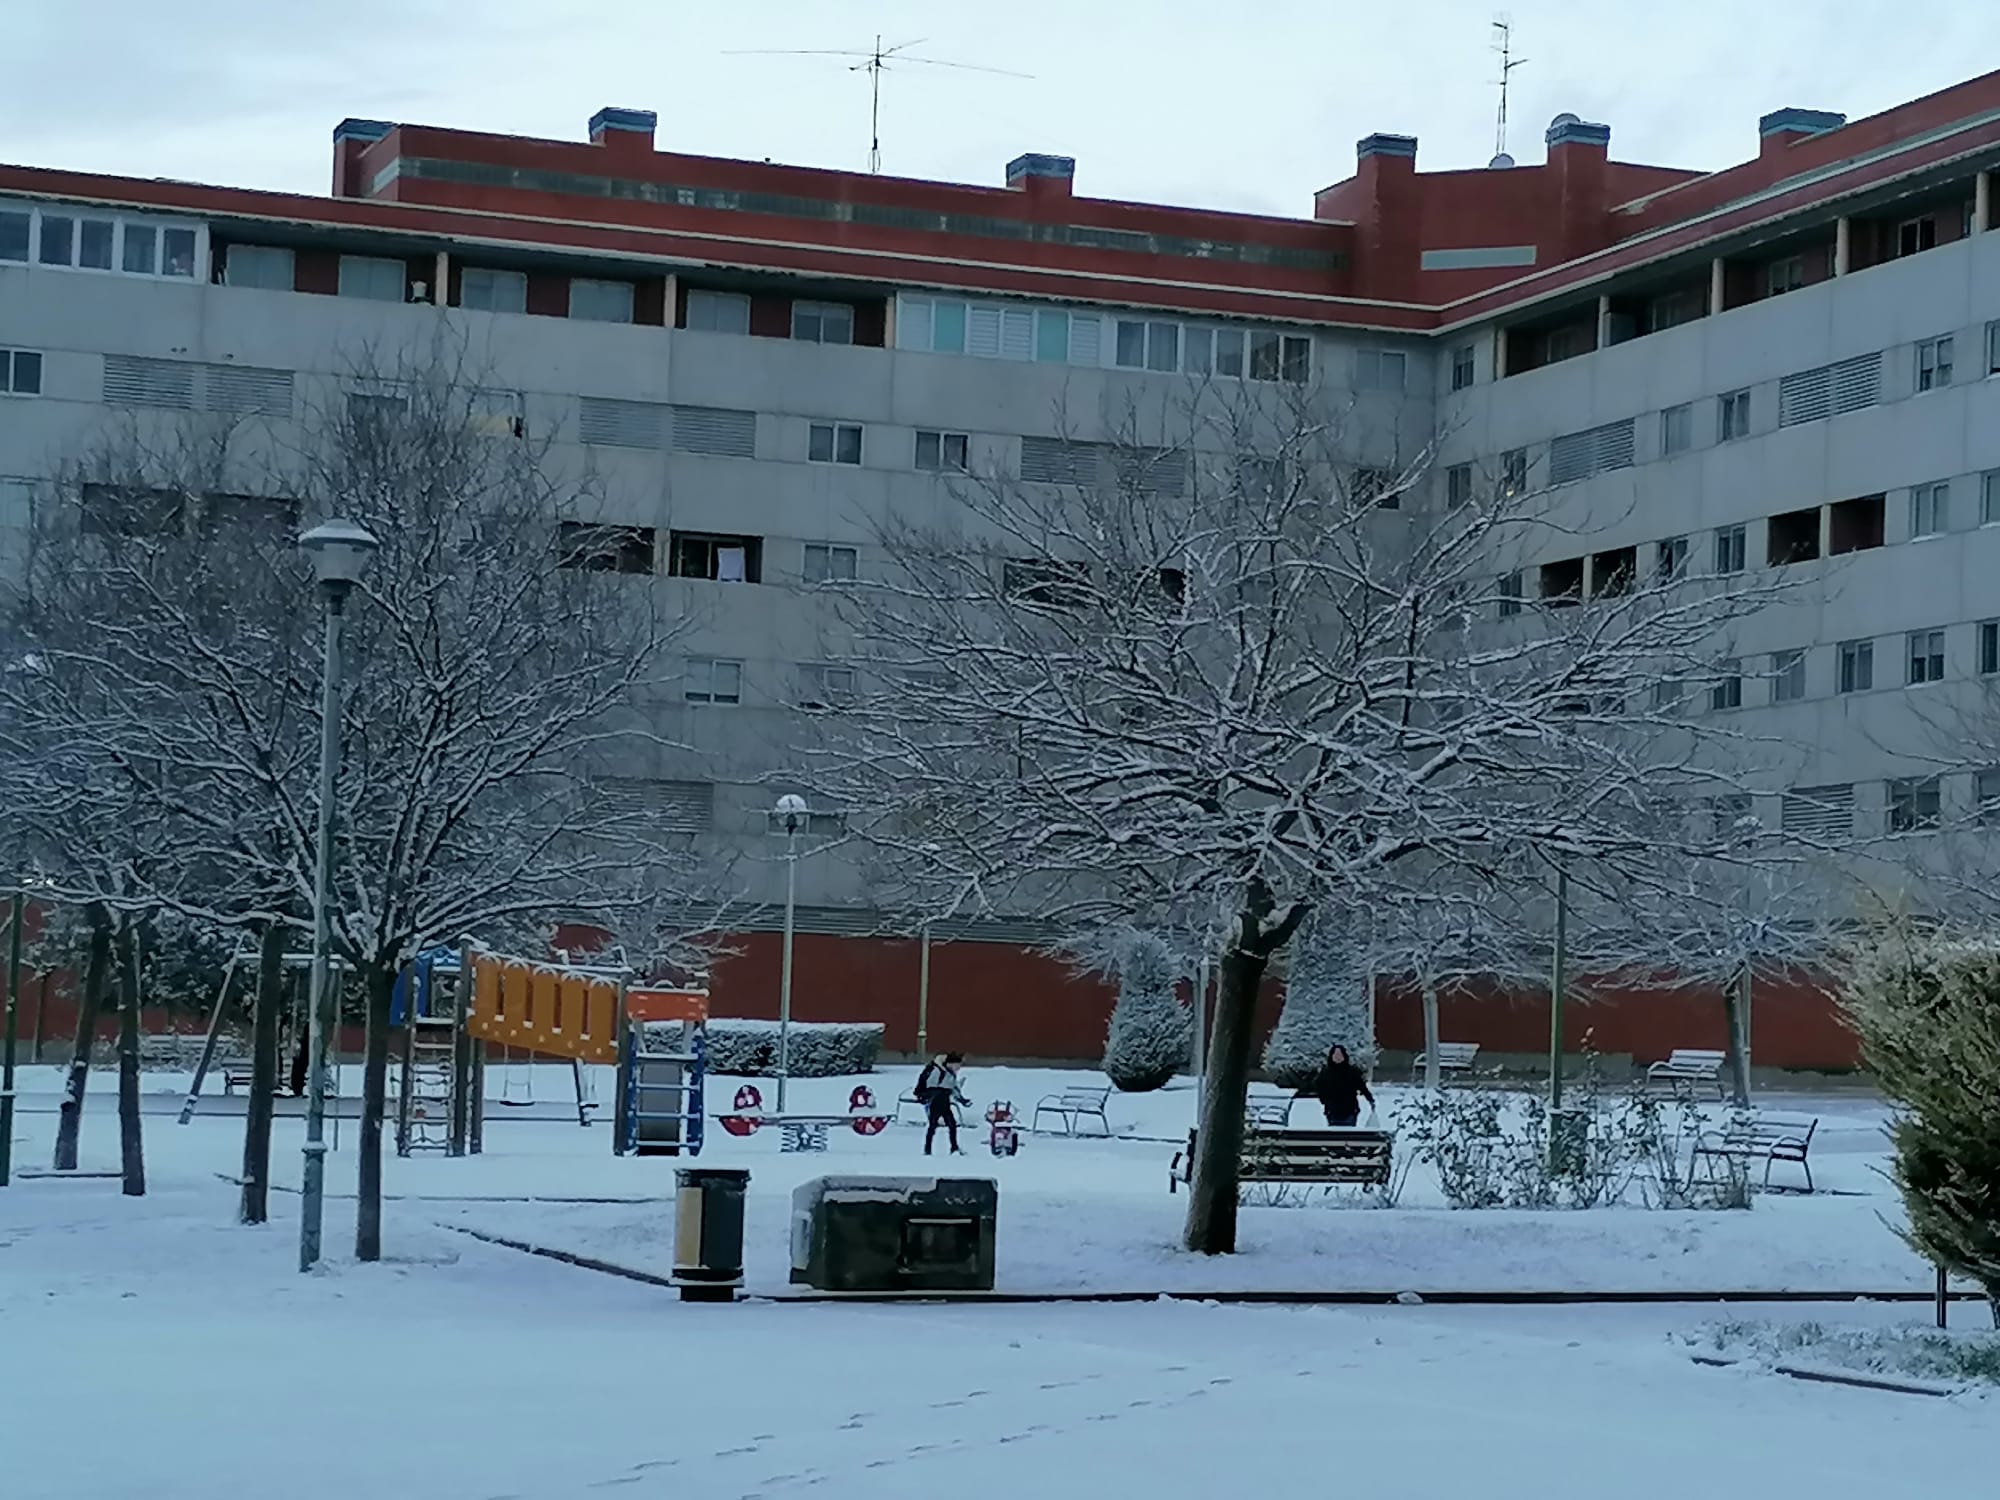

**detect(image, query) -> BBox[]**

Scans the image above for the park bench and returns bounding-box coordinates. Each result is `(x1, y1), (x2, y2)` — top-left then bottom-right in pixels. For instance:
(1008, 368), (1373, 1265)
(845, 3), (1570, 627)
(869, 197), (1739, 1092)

(1169, 1125), (1393, 1194)
(1645, 1048), (1727, 1100)
(1032, 1084), (1113, 1137)
(1244, 1087), (1297, 1128)
(1410, 1041), (1480, 1082)
(1691, 1111), (1818, 1193)
(220, 1056), (256, 1095)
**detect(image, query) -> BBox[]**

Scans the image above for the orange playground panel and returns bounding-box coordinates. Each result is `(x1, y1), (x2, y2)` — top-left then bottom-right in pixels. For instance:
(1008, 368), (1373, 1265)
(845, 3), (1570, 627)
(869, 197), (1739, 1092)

(463, 951), (622, 1064)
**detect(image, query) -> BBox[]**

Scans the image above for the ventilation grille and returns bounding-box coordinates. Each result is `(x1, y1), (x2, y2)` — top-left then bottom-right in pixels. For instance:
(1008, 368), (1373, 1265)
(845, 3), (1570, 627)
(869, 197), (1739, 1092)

(1548, 419), (1635, 485)
(102, 355), (195, 410)
(670, 404), (756, 458)
(204, 363), (294, 417)
(579, 396), (668, 450)
(1021, 436), (1101, 486)
(1780, 783), (1853, 839)
(593, 777), (714, 833)
(1779, 353), (1879, 427)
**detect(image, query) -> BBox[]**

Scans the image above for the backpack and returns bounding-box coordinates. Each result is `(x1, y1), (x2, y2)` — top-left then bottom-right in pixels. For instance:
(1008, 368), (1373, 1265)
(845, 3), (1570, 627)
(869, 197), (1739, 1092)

(915, 1063), (937, 1097)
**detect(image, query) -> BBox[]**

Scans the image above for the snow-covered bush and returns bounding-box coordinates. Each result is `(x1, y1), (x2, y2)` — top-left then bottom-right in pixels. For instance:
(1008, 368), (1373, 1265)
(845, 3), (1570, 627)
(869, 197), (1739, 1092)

(699, 1019), (883, 1077)
(1843, 931), (2000, 1326)
(1102, 930), (1190, 1092)
(1262, 917), (1375, 1089)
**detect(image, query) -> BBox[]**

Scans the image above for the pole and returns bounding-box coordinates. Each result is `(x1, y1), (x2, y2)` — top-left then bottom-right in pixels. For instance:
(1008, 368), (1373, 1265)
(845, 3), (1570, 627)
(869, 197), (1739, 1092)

(1549, 865), (1568, 1113)
(1192, 954), (1209, 1122)
(776, 825), (798, 1113)
(916, 921), (931, 1058)
(299, 590), (347, 1272)
(178, 946), (242, 1125)
(1, 893), (23, 1187)
(31, 971), (49, 1064)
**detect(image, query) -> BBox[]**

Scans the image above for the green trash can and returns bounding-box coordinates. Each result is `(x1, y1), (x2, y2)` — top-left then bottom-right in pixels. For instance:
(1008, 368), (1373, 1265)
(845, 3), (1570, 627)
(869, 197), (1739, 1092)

(790, 1175), (998, 1292)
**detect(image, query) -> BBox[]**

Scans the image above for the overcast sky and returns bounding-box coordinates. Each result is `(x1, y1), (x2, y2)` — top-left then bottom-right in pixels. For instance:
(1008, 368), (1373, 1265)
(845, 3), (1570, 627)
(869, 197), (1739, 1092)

(8, 1), (2000, 219)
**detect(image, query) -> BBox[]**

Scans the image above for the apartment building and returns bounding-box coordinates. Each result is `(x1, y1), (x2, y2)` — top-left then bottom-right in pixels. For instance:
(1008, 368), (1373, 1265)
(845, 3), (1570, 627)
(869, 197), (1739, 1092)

(7, 78), (2000, 1065)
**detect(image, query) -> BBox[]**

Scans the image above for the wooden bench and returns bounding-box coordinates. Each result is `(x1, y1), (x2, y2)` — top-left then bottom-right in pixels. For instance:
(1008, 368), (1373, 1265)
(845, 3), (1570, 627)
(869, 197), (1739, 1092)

(1170, 1126), (1393, 1194)
(1032, 1084), (1112, 1137)
(1411, 1041), (1480, 1082)
(1692, 1111), (1818, 1193)
(1244, 1088), (1297, 1128)
(1646, 1048), (1727, 1100)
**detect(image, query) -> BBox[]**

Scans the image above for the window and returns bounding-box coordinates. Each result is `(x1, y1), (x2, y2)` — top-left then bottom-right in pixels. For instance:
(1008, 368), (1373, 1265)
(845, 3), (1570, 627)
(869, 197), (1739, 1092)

(1711, 793), (1754, 835)
(1888, 776), (1942, 832)
(1710, 659), (1742, 712)
(1765, 255), (1805, 297)
(121, 223), (158, 275)
(795, 663), (855, 709)
(1908, 629), (1946, 685)
(1591, 547), (1636, 598)
(1718, 389), (1751, 441)
(1896, 216), (1938, 258)
(556, 522), (654, 574)
(1911, 481), (1950, 538)
(80, 483), (186, 539)
(686, 289), (751, 333)
(683, 658), (742, 705)
(1771, 648), (1807, 703)
(1539, 558), (1584, 606)
(1497, 571), (1523, 618)
(1656, 535), (1689, 583)
(1450, 344), (1475, 391)
(914, 430), (969, 472)
(801, 542), (857, 584)
(1355, 349), (1406, 391)
(1353, 466), (1395, 509)
(669, 531), (762, 583)
(1652, 678), (1686, 716)
(1767, 507), (1821, 566)
(0, 207), (27, 261)
(809, 422), (863, 465)
(1916, 336), (1953, 392)
(1113, 319), (1181, 372)
(766, 805), (848, 837)
(1988, 319), (2000, 377)
(461, 268), (527, 314)
(1981, 620), (1999, 676)
(1647, 286), (1706, 332)
(1500, 448), (1528, 496)
(792, 301), (855, 344)
(569, 278), (634, 323)
(338, 255), (406, 302)
(1984, 471), (2000, 526)
(1713, 524), (1746, 575)
(1838, 639), (1874, 693)
(1037, 309), (1074, 363)
(224, 245), (293, 291)
(347, 391), (407, 437)
(1829, 494), (1885, 554)
(469, 389), (525, 439)
(1978, 768), (2000, 825)
(1003, 558), (1090, 607)
(1213, 328), (1244, 378)
(1445, 463), (1473, 509)
(0, 348), (42, 396)
(1660, 403), (1692, 456)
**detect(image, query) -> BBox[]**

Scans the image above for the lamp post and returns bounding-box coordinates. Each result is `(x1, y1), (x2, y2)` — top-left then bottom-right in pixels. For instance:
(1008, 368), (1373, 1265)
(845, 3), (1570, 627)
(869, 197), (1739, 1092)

(296, 519), (378, 1272)
(773, 794), (807, 1113)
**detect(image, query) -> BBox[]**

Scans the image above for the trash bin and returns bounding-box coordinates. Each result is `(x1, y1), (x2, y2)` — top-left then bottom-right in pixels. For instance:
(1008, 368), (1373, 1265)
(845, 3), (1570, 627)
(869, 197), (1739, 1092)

(790, 1175), (998, 1293)
(673, 1167), (749, 1302)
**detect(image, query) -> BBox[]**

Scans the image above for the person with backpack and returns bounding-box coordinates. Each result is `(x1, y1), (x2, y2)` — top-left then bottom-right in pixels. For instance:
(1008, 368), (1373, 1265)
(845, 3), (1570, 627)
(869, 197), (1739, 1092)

(915, 1052), (970, 1155)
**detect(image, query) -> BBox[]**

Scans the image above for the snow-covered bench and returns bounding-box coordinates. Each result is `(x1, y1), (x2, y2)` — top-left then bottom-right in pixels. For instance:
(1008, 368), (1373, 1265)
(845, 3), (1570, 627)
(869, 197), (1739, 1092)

(1170, 1125), (1392, 1194)
(1245, 1087), (1297, 1128)
(1645, 1048), (1727, 1100)
(1032, 1084), (1112, 1137)
(1691, 1111), (1818, 1193)
(1411, 1041), (1480, 1082)
(220, 1057), (256, 1095)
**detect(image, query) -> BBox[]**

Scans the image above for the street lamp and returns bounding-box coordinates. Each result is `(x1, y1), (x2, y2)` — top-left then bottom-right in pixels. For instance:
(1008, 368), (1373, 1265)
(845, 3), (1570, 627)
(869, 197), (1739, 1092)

(773, 793), (808, 1113)
(296, 519), (378, 1272)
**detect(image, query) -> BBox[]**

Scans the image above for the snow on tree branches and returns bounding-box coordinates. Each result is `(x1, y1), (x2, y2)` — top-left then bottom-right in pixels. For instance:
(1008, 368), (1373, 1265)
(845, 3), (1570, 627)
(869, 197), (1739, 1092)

(1102, 928), (1191, 1092)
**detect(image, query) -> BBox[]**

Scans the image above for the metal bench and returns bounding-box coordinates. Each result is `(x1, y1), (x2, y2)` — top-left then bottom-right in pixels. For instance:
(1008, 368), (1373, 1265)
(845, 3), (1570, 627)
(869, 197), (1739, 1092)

(1692, 1111), (1818, 1193)
(1411, 1041), (1480, 1082)
(1170, 1125), (1393, 1194)
(1245, 1087), (1297, 1128)
(219, 1056), (256, 1095)
(1032, 1084), (1112, 1137)
(1645, 1048), (1727, 1100)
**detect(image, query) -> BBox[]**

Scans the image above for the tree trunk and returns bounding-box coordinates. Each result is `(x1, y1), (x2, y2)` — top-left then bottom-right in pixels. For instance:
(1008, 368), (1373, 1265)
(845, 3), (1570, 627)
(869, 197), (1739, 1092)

(239, 922), (287, 1225)
(1182, 942), (1273, 1255)
(1422, 978), (1441, 1091)
(354, 963), (395, 1262)
(115, 921), (146, 1197)
(52, 906), (114, 1171)
(1721, 963), (1753, 1109)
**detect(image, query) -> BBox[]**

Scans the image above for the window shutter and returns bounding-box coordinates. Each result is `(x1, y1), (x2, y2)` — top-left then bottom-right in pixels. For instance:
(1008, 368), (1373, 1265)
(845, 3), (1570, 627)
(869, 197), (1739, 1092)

(1549, 431), (1590, 485)
(999, 309), (1034, 361)
(203, 363), (294, 417)
(1831, 353), (1880, 413)
(670, 405), (756, 458)
(1550, 420), (1632, 484)
(1592, 419), (1634, 471)
(103, 354), (195, 409)
(579, 396), (667, 449)
(1779, 365), (1833, 426)
(967, 306), (1003, 357)
(1068, 316), (1102, 366)
(595, 777), (715, 833)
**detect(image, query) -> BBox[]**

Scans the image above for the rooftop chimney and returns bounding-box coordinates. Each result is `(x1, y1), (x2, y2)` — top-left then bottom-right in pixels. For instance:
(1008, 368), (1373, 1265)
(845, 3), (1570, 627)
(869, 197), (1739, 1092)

(589, 107), (657, 158)
(1006, 153), (1075, 200)
(332, 118), (394, 198)
(1759, 107), (1847, 159)
(1544, 116), (1612, 262)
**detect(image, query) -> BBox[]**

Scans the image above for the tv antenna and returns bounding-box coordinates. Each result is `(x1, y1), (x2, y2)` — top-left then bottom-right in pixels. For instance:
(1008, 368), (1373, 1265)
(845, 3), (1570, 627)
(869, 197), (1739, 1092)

(726, 35), (1031, 174)
(1491, 16), (1528, 166)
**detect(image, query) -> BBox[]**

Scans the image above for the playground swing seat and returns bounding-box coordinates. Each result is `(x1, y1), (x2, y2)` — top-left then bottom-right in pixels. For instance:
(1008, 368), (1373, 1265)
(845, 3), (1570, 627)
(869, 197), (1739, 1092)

(493, 1043), (536, 1107)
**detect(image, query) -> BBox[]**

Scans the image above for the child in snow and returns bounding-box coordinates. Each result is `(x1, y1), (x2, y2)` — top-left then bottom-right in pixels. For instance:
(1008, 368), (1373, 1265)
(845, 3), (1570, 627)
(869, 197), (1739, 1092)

(916, 1052), (970, 1155)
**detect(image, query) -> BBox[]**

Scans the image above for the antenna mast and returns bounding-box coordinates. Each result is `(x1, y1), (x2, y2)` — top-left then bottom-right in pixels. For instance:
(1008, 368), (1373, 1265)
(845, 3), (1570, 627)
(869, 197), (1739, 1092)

(1492, 16), (1528, 162)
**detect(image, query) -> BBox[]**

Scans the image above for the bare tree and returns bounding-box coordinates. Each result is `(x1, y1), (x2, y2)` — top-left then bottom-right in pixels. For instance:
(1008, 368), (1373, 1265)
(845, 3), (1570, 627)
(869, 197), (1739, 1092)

(819, 382), (1781, 1253)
